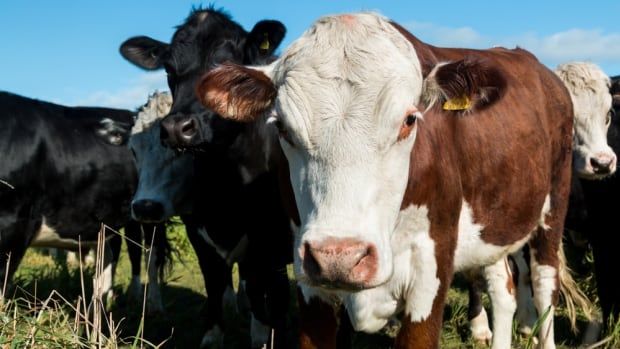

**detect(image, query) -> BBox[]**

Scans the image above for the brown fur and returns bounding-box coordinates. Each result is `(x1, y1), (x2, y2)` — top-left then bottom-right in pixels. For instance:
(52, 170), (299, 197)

(297, 288), (339, 349)
(394, 23), (573, 349)
(195, 63), (276, 122)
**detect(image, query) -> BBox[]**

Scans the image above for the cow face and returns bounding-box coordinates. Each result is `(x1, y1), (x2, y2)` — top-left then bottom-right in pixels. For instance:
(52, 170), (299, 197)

(128, 92), (194, 223)
(119, 7), (285, 150)
(129, 119), (194, 223)
(195, 13), (506, 292)
(556, 62), (617, 179)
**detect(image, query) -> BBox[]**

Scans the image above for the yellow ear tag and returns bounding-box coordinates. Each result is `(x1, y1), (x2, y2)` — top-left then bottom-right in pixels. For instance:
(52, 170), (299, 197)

(259, 33), (270, 51)
(442, 95), (471, 111)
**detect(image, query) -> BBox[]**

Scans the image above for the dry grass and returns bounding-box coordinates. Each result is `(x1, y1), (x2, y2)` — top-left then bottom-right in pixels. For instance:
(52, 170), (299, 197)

(2, 222), (620, 348)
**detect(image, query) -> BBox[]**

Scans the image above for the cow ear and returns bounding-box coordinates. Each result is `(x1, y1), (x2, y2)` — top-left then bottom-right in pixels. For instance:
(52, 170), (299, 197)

(245, 20), (286, 58)
(195, 63), (276, 122)
(120, 36), (169, 70)
(96, 118), (131, 145)
(422, 57), (507, 112)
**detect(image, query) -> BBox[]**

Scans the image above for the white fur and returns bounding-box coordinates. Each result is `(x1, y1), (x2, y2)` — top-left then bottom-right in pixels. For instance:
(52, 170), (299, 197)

(454, 202), (531, 272)
(484, 258), (517, 349)
(530, 248), (558, 349)
(341, 204), (430, 332)
(470, 307), (493, 345)
(90, 242), (115, 307)
(31, 218), (99, 249)
(555, 62), (616, 179)
(96, 118), (130, 145)
(267, 13), (425, 288)
(341, 198), (534, 335)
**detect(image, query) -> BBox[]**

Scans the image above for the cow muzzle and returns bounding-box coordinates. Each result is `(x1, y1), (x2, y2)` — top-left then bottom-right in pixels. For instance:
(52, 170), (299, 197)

(301, 238), (378, 290)
(160, 114), (198, 148)
(131, 199), (165, 223)
(589, 151), (617, 176)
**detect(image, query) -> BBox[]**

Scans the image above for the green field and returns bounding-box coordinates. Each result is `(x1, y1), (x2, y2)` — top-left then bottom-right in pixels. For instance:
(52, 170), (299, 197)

(1, 222), (618, 348)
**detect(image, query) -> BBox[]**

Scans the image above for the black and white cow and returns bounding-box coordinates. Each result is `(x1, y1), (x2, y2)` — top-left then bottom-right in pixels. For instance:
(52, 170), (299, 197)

(120, 8), (292, 348)
(0, 91), (165, 306)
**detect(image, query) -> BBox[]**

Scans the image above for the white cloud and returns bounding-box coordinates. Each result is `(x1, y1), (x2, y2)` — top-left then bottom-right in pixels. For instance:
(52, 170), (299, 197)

(406, 21), (485, 48)
(70, 71), (169, 110)
(405, 22), (620, 74)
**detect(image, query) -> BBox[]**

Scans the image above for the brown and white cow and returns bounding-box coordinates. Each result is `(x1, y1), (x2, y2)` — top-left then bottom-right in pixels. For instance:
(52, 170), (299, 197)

(195, 13), (574, 349)
(467, 61), (614, 345)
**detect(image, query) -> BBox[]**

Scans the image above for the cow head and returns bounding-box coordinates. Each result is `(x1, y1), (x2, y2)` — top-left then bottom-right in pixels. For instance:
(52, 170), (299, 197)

(194, 13), (506, 292)
(129, 92), (194, 223)
(119, 6), (285, 151)
(556, 62), (617, 179)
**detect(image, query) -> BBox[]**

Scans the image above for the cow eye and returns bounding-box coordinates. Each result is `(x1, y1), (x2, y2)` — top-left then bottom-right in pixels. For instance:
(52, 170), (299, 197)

(405, 114), (417, 126)
(397, 112), (419, 142)
(607, 109), (615, 126)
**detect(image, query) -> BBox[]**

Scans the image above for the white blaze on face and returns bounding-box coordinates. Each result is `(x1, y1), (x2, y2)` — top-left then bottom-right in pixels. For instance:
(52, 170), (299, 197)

(270, 13), (425, 288)
(555, 62), (616, 179)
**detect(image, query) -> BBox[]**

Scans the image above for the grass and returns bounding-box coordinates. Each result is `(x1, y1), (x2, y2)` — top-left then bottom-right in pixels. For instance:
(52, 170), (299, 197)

(1, 222), (619, 348)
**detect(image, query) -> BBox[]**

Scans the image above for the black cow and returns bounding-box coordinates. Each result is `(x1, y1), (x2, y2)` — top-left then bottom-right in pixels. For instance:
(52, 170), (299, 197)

(120, 7), (292, 349)
(0, 91), (166, 307)
(576, 76), (620, 325)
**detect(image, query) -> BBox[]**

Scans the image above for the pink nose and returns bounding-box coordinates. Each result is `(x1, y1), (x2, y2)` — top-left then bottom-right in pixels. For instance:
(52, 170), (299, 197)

(302, 238), (377, 289)
(590, 152), (617, 175)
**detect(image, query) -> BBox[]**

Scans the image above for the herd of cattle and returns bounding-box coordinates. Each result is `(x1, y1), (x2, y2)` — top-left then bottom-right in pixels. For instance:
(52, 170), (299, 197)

(1, 6), (620, 349)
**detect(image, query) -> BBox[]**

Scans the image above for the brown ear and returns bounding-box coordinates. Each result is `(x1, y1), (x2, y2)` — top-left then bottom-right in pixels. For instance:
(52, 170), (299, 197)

(424, 57), (507, 112)
(195, 63), (276, 122)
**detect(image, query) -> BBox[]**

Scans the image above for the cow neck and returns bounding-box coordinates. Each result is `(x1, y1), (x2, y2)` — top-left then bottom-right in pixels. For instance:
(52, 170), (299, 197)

(400, 107), (462, 212)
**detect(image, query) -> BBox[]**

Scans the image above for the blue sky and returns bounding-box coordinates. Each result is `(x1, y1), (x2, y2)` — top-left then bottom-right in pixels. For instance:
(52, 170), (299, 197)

(2, 1), (620, 109)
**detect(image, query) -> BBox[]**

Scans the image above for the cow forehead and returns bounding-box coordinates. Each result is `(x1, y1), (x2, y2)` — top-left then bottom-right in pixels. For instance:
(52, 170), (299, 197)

(272, 13), (423, 151)
(274, 13), (420, 86)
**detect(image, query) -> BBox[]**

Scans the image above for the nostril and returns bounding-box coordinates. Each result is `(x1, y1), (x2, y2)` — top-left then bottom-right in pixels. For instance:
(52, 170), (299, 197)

(131, 199), (165, 222)
(180, 118), (197, 138)
(591, 156), (613, 173)
(302, 242), (322, 278)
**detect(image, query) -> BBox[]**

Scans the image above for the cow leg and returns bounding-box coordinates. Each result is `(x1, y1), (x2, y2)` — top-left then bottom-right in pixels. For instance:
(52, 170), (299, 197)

(240, 259), (272, 349)
(529, 235), (559, 349)
(125, 221), (143, 301)
(260, 266), (290, 349)
(396, 234), (455, 349)
(465, 268), (493, 345)
(184, 222), (230, 347)
(484, 257), (517, 349)
(512, 249), (537, 336)
(586, 210), (620, 324)
(297, 287), (340, 349)
(144, 225), (164, 316)
(92, 239), (115, 308)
